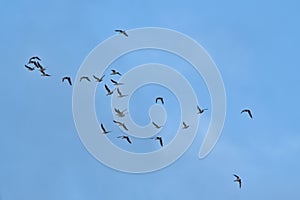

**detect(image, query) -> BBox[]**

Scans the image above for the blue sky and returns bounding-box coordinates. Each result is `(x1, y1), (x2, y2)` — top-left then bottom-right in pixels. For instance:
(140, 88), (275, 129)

(1, 0), (300, 199)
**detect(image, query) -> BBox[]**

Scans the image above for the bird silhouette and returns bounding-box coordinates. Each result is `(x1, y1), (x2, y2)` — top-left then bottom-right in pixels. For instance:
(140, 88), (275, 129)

(111, 79), (124, 86)
(117, 135), (132, 144)
(100, 123), (111, 134)
(24, 64), (35, 71)
(113, 120), (128, 131)
(62, 76), (72, 85)
(241, 109), (253, 118)
(110, 69), (122, 76)
(182, 121), (189, 129)
(152, 121), (163, 129)
(155, 97), (164, 104)
(93, 74), (105, 82)
(197, 105), (208, 114)
(115, 29), (128, 37)
(80, 76), (91, 82)
(233, 174), (242, 188)
(117, 88), (128, 98)
(104, 84), (115, 96)
(114, 108), (127, 117)
(152, 136), (163, 147)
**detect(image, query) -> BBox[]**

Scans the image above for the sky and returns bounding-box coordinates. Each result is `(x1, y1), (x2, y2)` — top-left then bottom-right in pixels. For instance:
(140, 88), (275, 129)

(1, 0), (300, 199)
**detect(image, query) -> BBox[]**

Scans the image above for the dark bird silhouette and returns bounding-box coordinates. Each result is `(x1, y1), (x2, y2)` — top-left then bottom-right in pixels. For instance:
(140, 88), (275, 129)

(110, 69), (122, 76)
(197, 105), (208, 114)
(33, 61), (46, 71)
(117, 88), (128, 98)
(152, 136), (163, 147)
(24, 64), (35, 71)
(155, 97), (164, 104)
(100, 123), (111, 134)
(152, 121), (163, 129)
(111, 79), (124, 86)
(182, 121), (189, 129)
(40, 70), (50, 77)
(115, 29), (128, 37)
(114, 108), (127, 117)
(80, 76), (91, 82)
(233, 174), (242, 188)
(104, 84), (115, 96)
(117, 135), (132, 144)
(241, 109), (253, 119)
(113, 120), (128, 131)
(62, 76), (72, 85)
(28, 56), (41, 64)
(93, 74), (105, 82)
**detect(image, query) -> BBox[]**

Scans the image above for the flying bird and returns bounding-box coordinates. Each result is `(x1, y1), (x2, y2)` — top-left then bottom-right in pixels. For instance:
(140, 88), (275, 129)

(113, 120), (128, 131)
(33, 61), (46, 71)
(115, 29), (128, 37)
(111, 79), (124, 86)
(182, 121), (189, 129)
(117, 135), (132, 144)
(100, 123), (111, 134)
(152, 121), (163, 129)
(241, 109), (253, 119)
(93, 74), (105, 82)
(24, 64), (35, 71)
(233, 174), (242, 188)
(110, 69), (122, 76)
(155, 97), (164, 104)
(80, 76), (91, 82)
(197, 105), (208, 114)
(117, 88), (128, 98)
(62, 76), (72, 86)
(152, 136), (163, 147)
(104, 84), (115, 96)
(114, 108), (127, 117)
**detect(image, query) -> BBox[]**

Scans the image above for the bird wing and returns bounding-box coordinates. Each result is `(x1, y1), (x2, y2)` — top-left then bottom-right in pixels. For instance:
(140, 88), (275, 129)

(123, 31), (128, 37)
(122, 124), (128, 131)
(248, 110), (253, 118)
(105, 84), (111, 93)
(152, 121), (159, 128)
(233, 174), (239, 179)
(159, 138), (163, 147)
(93, 75), (99, 81)
(67, 77), (72, 85)
(117, 88), (122, 96)
(111, 79), (117, 84)
(126, 137), (132, 144)
(113, 120), (122, 126)
(100, 123), (106, 132)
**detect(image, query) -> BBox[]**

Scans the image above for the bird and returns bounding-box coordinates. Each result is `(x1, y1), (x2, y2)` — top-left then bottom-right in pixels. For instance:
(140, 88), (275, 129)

(115, 29), (128, 37)
(116, 88), (128, 98)
(40, 70), (50, 77)
(114, 108), (127, 117)
(241, 109), (253, 119)
(110, 69), (122, 76)
(104, 84), (115, 96)
(113, 120), (128, 131)
(111, 79), (124, 86)
(93, 74), (105, 82)
(28, 56), (41, 64)
(182, 121), (189, 129)
(100, 123), (111, 134)
(62, 76), (72, 86)
(152, 121), (163, 129)
(80, 76), (91, 82)
(233, 174), (242, 188)
(197, 105), (208, 114)
(117, 135), (132, 144)
(152, 136), (163, 147)
(155, 97), (164, 104)
(24, 64), (35, 71)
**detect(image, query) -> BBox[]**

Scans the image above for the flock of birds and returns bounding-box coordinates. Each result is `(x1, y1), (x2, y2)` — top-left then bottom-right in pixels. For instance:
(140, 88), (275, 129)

(24, 29), (253, 189)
